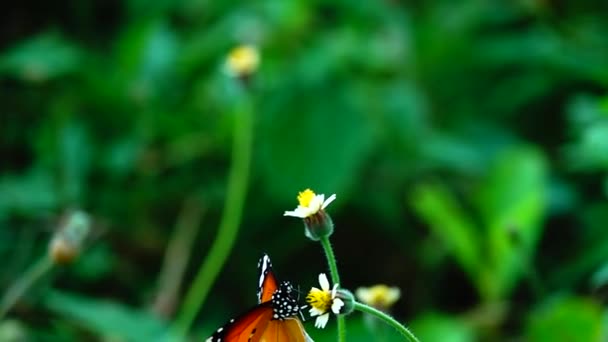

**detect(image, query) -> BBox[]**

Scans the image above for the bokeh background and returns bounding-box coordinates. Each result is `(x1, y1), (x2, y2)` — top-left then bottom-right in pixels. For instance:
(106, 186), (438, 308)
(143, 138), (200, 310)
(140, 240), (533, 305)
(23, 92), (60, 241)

(2, 1), (608, 341)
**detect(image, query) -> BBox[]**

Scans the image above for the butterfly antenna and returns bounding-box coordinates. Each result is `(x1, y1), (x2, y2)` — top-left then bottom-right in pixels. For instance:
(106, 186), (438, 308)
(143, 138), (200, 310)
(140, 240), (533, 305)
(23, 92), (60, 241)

(295, 284), (308, 321)
(299, 309), (307, 321)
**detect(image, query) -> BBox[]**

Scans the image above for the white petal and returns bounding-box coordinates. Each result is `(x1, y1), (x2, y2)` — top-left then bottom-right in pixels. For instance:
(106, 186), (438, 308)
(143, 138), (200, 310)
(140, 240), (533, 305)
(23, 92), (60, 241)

(308, 195), (324, 212)
(318, 273), (330, 291)
(310, 286), (321, 293)
(331, 283), (339, 297)
(314, 313), (330, 329)
(309, 307), (324, 317)
(385, 288), (401, 305)
(301, 207), (315, 216)
(355, 287), (372, 303)
(322, 194), (336, 209)
(283, 209), (305, 218)
(331, 298), (344, 314)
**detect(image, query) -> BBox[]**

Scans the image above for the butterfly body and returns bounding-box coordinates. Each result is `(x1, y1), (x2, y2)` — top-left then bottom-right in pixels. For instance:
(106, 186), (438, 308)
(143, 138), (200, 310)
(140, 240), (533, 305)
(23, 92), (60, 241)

(269, 281), (300, 319)
(206, 254), (313, 342)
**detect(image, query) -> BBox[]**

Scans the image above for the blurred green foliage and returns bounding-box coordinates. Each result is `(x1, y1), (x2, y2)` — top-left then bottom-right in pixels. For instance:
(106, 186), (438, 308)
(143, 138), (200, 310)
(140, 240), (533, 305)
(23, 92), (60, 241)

(2, 0), (608, 341)
(411, 147), (547, 301)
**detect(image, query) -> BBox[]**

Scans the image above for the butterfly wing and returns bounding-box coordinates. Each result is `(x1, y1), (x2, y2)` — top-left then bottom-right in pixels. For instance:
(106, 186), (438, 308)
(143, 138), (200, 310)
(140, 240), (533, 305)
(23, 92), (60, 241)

(257, 254), (279, 303)
(260, 318), (315, 342)
(208, 254), (313, 342)
(285, 318), (315, 342)
(206, 303), (273, 342)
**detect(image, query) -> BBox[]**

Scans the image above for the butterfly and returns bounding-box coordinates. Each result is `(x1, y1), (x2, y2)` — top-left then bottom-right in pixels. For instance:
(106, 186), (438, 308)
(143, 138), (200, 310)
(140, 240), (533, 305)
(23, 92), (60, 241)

(206, 254), (314, 342)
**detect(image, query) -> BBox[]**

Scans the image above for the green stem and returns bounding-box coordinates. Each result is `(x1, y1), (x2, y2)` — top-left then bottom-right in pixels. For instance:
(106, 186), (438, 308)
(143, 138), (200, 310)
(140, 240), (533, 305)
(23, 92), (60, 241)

(336, 313), (347, 342)
(0, 257), (53, 320)
(173, 96), (253, 337)
(319, 237), (340, 284)
(354, 302), (420, 342)
(319, 236), (346, 342)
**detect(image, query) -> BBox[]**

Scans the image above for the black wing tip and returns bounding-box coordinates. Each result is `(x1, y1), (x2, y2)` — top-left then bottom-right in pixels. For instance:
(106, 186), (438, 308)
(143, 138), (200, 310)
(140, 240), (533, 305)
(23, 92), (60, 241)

(258, 253), (272, 268)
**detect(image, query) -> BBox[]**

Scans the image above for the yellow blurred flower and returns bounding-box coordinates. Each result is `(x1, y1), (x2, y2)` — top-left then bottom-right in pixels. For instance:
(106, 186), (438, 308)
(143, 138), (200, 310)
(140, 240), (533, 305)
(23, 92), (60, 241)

(225, 44), (259, 77)
(355, 285), (401, 311)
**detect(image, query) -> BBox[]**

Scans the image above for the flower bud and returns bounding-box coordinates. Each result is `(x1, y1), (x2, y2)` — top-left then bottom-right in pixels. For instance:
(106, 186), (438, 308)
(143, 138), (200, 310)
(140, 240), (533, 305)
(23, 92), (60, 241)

(335, 288), (355, 315)
(48, 211), (91, 265)
(303, 211), (334, 241)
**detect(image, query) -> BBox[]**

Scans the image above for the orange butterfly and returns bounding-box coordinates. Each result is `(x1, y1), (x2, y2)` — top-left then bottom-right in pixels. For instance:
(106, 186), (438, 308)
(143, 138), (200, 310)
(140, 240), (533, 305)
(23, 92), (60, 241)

(206, 254), (313, 342)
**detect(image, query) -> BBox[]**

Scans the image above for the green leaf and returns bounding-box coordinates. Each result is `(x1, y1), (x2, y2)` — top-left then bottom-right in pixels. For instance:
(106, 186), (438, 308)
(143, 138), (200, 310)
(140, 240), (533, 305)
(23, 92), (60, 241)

(0, 169), (57, 218)
(303, 315), (404, 342)
(43, 290), (169, 342)
(564, 95), (608, 171)
(0, 320), (29, 342)
(476, 147), (547, 299)
(526, 296), (604, 342)
(370, 80), (430, 150)
(71, 244), (116, 281)
(0, 32), (82, 82)
(258, 86), (375, 203)
(549, 203), (608, 289)
(590, 262), (608, 291)
(410, 312), (476, 342)
(410, 182), (480, 279)
(58, 120), (92, 203)
(572, 123), (608, 170)
(114, 19), (179, 102)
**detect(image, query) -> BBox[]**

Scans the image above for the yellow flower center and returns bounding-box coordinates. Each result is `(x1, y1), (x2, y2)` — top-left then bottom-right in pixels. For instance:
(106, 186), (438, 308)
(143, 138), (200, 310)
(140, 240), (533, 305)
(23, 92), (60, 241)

(297, 189), (316, 207)
(307, 288), (332, 313)
(369, 287), (390, 305)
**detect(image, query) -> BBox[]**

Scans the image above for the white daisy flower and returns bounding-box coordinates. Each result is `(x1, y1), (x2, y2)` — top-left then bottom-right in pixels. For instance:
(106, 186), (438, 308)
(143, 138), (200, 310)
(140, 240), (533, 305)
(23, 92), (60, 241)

(307, 273), (344, 329)
(284, 189), (336, 219)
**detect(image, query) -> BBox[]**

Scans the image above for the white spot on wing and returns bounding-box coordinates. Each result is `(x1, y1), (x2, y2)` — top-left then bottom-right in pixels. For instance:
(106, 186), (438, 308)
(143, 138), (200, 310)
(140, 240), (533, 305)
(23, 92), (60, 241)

(258, 254), (270, 288)
(257, 254), (272, 302)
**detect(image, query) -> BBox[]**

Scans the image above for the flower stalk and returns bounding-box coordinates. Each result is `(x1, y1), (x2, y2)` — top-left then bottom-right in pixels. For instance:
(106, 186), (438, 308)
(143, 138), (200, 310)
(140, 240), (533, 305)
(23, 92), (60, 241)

(354, 301), (420, 342)
(319, 236), (346, 342)
(0, 211), (91, 320)
(173, 93), (254, 338)
(0, 257), (53, 320)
